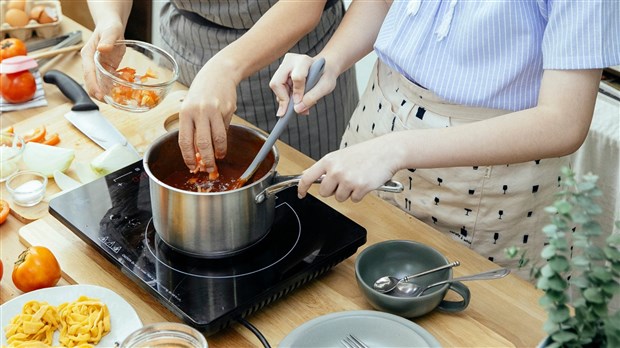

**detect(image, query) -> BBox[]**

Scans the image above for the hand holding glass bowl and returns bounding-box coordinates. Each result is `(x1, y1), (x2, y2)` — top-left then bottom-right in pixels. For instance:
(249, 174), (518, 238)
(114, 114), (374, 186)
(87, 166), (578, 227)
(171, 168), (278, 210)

(94, 40), (179, 112)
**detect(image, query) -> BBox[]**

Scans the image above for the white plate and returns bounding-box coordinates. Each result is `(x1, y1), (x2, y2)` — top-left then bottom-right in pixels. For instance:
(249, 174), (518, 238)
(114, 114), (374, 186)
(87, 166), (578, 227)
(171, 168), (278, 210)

(279, 310), (441, 347)
(1, 284), (142, 347)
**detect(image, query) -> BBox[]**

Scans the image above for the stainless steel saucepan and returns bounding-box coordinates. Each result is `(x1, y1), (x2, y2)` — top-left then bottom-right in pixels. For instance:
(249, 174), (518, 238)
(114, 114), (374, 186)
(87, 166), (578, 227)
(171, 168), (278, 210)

(143, 125), (403, 258)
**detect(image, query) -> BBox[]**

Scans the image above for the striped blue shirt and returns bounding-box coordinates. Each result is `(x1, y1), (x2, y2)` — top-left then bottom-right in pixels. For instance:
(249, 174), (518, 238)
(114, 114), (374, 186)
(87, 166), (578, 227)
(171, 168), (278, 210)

(374, 0), (620, 111)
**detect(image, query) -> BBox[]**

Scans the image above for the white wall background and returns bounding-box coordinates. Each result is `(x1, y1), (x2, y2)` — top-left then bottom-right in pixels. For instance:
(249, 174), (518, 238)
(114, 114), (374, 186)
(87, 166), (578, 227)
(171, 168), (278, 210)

(150, 0), (375, 96)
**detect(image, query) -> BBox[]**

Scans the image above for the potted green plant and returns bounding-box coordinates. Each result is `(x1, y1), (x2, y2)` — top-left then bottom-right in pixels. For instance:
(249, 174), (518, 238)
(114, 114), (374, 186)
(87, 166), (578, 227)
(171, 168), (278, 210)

(506, 167), (620, 348)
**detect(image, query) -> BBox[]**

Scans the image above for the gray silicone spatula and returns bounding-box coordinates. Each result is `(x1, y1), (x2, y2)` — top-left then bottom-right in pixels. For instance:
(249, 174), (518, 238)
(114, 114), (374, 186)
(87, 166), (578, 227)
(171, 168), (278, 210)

(231, 57), (326, 189)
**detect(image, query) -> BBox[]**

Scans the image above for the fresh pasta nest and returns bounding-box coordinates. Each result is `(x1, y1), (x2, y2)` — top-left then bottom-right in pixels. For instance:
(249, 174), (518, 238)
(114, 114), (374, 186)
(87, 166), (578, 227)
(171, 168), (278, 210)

(4, 301), (59, 346)
(4, 296), (111, 348)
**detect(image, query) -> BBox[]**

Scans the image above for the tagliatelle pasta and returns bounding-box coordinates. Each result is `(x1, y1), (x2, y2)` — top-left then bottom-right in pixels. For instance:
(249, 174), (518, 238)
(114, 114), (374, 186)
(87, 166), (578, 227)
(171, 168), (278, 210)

(57, 296), (110, 348)
(3, 296), (111, 348)
(4, 301), (59, 347)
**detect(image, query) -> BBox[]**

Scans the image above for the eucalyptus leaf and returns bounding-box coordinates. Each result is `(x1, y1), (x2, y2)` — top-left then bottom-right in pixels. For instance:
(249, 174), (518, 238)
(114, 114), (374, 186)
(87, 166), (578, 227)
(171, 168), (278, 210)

(545, 206), (559, 214)
(582, 221), (602, 236)
(603, 246), (620, 261)
(551, 330), (579, 344)
(585, 245), (606, 260)
(555, 200), (572, 214)
(548, 276), (568, 291)
(577, 180), (596, 192)
(548, 257), (570, 273)
(543, 224), (559, 235)
(550, 237), (569, 249)
(572, 297), (586, 308)
(602, 282), (620, 296)
(571, 211), (590, 224)
(571, 255), (590, 267)
(543, 320), (560, 335)
(607, 233), (620, 245)
(541, 245), (558, 259)
(549, 306), (571, 323)
(583, 288), (604, 303)
(591, 266), (612, 282)
(569, 276), (589, 289)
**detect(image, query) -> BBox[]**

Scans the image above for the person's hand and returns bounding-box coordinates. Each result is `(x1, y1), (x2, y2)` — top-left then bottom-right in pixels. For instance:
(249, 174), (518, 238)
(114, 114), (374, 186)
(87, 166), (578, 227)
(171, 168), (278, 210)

(270, 53), (338, 116)
(298, 136), (401, 203)
(81, 21), (125, 101)
(178, 62), (238, 173)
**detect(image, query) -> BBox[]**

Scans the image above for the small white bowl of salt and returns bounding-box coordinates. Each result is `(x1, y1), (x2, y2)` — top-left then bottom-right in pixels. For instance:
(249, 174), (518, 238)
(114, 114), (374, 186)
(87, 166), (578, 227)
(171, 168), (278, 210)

(6, 171), (48, 207)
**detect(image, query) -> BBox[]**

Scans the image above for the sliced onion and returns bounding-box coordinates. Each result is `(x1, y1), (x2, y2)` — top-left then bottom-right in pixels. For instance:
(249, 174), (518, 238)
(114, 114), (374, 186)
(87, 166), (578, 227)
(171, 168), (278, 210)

(22, 142), (75, 177)
(74, 162), (101, 184)
(90, 144), (141, 176)
(53, 170), (81, 191)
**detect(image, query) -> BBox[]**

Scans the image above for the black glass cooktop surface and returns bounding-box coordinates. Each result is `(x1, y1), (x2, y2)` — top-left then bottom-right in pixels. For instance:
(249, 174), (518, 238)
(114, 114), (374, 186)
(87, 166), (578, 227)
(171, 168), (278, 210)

(49, 161), (366, 335)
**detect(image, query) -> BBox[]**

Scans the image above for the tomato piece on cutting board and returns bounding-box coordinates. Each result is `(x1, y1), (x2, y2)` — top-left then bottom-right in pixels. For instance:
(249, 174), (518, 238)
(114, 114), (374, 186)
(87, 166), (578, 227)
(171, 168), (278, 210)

(22, 126), (46, 143)
(0, 199), (9, 225)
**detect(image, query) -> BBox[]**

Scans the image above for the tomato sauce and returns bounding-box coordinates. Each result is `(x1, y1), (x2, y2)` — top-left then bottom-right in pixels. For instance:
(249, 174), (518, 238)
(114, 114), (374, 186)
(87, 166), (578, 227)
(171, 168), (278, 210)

(163, 160), (253, 193)
(154, 126), (276, 193)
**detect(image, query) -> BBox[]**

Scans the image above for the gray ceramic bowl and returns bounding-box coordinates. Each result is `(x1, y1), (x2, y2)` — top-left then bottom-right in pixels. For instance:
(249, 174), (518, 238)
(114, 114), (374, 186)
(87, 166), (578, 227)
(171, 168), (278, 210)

(355, 240), (470, 318)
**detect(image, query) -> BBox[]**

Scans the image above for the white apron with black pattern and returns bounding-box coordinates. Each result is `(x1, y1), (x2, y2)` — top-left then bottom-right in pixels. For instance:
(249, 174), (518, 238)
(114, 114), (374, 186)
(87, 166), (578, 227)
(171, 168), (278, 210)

(341, 60), (570, 279)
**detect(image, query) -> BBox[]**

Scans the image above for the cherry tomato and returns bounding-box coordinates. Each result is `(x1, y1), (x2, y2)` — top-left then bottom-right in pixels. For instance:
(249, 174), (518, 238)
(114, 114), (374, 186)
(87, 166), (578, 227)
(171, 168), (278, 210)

(1, 70), (36, 103)
(12, 246), (61, 293)
(0, 199), (9, 225)
(0, 38), (27, 63)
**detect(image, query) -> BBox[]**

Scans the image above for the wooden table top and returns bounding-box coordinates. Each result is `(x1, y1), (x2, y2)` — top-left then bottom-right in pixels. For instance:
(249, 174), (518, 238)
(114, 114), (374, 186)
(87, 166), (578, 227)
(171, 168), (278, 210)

(0, 17), (547, 348)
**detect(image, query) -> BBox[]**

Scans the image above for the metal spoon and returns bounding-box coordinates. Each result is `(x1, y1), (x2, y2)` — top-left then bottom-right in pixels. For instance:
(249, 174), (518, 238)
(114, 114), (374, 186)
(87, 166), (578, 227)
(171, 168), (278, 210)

(395, 268), (510, 296)
(231, 58), (326, 190)
(373, 261), (460, 293)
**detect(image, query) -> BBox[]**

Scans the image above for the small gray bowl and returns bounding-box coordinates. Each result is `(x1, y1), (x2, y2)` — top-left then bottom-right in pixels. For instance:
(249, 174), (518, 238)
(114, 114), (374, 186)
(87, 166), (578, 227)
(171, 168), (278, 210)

(355, 240), (470, 318)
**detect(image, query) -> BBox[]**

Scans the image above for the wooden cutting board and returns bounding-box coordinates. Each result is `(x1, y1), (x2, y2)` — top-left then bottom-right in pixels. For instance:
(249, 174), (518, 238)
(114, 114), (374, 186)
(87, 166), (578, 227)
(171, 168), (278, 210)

(3, 90), (187, 223)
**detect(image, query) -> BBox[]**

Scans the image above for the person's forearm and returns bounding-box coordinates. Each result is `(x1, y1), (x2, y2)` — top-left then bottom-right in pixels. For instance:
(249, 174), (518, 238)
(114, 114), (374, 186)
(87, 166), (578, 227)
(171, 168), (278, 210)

(320, 0), (391, 75)
(87, 0), (133, 28)
(209, 0), (327, 85)
(388, 69), (601, 171)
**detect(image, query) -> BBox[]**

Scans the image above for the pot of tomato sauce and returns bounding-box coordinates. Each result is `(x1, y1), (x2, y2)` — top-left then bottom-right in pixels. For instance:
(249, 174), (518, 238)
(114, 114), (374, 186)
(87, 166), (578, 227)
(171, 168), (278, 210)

(143, 124), (281, 258)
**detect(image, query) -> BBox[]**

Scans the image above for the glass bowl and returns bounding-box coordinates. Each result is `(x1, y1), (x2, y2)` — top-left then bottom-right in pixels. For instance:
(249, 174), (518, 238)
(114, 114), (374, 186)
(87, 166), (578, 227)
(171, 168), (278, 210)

(6, 170), (48, 207)
(120, 322), (208, 348)
(94, 40), (179, 112)
(0, 133), (25, 182)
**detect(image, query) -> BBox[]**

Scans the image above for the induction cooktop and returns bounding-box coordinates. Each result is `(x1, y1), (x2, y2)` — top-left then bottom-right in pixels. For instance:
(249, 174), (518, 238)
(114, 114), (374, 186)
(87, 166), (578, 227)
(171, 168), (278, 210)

(49, 161), (366, 335)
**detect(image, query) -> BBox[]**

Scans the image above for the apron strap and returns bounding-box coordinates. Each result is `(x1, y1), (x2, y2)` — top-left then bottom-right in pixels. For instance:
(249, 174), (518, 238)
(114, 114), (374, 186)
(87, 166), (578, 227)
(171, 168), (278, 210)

(378, 61), (510, 121)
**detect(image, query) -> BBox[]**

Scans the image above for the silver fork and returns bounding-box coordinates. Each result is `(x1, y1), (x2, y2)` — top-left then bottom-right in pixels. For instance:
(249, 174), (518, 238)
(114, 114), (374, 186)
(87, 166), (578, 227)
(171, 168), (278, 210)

(341, 334), (369, 348)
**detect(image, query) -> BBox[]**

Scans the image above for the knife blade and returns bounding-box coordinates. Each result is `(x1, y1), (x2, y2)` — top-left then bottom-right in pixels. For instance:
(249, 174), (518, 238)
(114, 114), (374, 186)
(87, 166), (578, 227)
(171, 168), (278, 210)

(43, 70), (140, 156)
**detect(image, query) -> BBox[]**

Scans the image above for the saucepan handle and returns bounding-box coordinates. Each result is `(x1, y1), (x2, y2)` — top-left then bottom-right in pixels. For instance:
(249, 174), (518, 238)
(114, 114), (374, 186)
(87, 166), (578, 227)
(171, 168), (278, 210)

(255, 174), (404, 203)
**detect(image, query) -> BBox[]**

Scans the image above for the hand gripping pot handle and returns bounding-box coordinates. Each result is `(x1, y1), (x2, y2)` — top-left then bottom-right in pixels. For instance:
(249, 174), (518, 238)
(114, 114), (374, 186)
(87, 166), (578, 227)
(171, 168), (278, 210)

(255, 174), (404, 203)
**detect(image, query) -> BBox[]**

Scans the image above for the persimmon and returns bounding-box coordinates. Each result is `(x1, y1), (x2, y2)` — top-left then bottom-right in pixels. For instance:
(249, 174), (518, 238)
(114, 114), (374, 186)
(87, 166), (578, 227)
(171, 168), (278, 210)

(12, 246), (61, 292)
(0, 38), (27, 63)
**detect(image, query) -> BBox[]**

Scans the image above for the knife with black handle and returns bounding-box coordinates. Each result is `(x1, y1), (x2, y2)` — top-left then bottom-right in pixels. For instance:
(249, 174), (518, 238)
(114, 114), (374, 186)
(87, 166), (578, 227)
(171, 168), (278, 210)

(43, 70), (140, 155)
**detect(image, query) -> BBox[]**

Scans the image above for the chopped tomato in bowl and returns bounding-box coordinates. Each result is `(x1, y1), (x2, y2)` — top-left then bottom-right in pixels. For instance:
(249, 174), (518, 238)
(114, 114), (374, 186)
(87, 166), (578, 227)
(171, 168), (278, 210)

(93, 40), (178, 112)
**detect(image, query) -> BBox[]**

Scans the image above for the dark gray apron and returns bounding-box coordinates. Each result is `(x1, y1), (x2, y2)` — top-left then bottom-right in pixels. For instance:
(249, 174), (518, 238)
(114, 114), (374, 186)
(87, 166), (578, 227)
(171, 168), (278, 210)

(159, 0), (358, 159)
